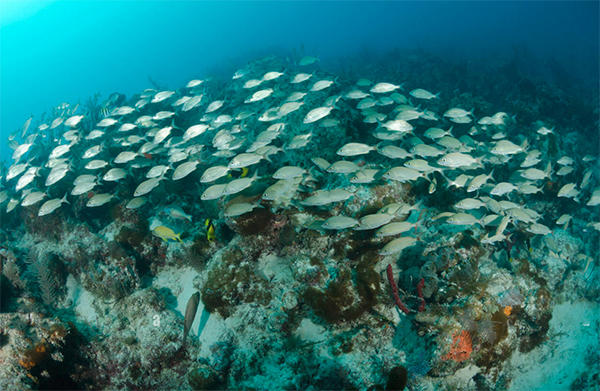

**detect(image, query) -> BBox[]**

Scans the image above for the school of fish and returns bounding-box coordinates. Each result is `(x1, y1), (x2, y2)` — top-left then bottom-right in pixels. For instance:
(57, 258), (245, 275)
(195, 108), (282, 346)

(1, 54), (598, 257)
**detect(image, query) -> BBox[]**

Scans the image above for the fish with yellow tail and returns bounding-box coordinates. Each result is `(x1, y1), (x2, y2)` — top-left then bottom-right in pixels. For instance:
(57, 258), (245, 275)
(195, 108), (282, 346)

(227, 166), (249, 180)
(152, 225), (183, 243)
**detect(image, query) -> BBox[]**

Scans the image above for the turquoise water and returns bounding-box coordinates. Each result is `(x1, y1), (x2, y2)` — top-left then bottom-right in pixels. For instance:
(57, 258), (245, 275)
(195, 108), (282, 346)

(1, 1), (598, 158)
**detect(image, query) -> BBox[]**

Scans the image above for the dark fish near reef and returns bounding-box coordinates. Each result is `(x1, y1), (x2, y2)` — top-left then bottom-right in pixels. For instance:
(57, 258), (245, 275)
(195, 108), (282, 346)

(182, 292), (200, 348)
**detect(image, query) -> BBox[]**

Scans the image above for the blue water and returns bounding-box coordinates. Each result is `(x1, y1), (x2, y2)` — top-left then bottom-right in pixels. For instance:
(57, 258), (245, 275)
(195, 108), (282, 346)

(1, 1), (598, 162)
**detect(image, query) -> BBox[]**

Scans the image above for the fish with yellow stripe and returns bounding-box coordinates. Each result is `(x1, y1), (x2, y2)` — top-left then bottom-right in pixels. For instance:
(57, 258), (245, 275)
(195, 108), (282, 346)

(205, 219), (216, 242)
(152, 225), (183, 243)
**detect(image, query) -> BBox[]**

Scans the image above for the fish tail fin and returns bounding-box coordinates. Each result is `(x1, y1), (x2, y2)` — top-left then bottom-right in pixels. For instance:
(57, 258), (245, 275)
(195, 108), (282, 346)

(417, 208), (428, 222)
(171, 118), (182, 130)
(114, 187), (122, 201)
(422, 171), (432, 183)
(475, 156), (485, 169)
(439, 169), (451, 184)
(544, 161), (553, 176)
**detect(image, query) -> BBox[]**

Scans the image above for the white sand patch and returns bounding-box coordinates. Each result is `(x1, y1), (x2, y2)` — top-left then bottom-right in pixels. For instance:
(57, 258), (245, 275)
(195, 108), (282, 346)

(66, 274), (99, 323)
(508, 300), (599, 390)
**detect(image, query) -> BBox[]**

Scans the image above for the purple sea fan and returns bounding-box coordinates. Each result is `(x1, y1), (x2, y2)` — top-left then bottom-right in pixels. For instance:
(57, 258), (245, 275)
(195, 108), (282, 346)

(477, 318), (497, 345)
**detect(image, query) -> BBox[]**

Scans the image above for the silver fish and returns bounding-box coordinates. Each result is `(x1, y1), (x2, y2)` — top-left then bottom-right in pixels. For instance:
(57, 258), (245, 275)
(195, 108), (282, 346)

(321, 216), (358, 230)
(224, 202), (261, 217)
(22, 191), (47, 207)
(201, 184), (226, 200)
(151, 90), (175, 103)
(103, 168), (127, 182)
(126, 197), (147, 209)
(38, 194), (69, 216)
(86, 193), (114, 207)
(303, 106), (334, 124)
(272, 166), (306, 180)
(311, 79), (336, 92)
(291, 73), (313, 84)
(172, 161), (199, 181)
(409, 89), (439, 100)
(337, 143), (376, 157)
(222, 171), (258, 196)
(371, 82), (402, 93)
(353, 213), (394, 230)
(134, 177), (162, 197)
(379, 236), (418, 255)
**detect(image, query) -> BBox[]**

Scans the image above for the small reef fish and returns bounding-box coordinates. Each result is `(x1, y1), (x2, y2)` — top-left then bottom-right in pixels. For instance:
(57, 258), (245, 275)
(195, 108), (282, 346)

(86, 193), (115, 207)
(38, 194), (69, 216)
(409, 89), (440, 100)
(371, 82), (402, 93)
(164, 205), (192, 222)
(321, 216), (358, 230)
(205, 219), (216, 242)
(152, 226), (183, 243)
(224, 202), (262, 217)
(379, 236), (418, 256)
(181, 292), (200, 348)
(126, 197), (147, 209)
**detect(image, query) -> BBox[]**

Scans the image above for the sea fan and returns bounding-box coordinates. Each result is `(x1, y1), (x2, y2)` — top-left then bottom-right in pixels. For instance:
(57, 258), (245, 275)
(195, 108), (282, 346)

(2, 256), (26, 289)
(37, 259), (59, 306)
(477, 318), (497, 345)
(26, 250), (60, 306)
(457, 311), (478, 333)
(499, 288), (524, 307)
(406, 348), (431, 391)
